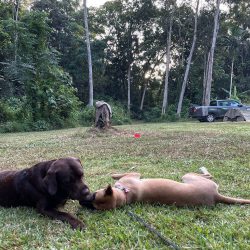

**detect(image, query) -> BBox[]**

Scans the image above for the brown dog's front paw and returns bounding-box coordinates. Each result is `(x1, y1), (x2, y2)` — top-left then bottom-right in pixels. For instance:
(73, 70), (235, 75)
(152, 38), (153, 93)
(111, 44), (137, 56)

(70, 219), (86, 230)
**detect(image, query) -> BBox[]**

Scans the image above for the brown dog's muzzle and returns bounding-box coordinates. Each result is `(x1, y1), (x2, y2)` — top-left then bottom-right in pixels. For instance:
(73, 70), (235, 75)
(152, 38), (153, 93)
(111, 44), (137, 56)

(81, 185), (91, 197)
(69, 183), (91, 201)
(79, 192), (96, 209)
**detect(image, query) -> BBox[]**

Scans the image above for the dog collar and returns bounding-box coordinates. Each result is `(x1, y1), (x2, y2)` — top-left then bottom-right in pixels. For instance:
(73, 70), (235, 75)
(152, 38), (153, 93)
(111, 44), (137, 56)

(114, 183), (130, 204)
(114, 183), (130, 193)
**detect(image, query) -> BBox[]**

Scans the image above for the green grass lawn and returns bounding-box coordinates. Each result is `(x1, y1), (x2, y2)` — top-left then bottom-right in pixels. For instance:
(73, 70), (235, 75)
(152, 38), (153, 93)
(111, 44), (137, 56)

(0, 122), (249, 249)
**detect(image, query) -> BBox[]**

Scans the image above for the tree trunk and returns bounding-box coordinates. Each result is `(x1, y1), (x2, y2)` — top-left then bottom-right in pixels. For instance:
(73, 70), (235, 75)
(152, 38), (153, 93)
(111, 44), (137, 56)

(202, 53), (208, 105)
(127, 65), (131, 111)
(140, 83), (147, 111)
(203, 0), (220, 106)
(229, 57), (234, 98)
(140, 70), (153, 111)
(13, 0), (20, 63)
(83, 0), (93, 107)
(177, 0), (199, 117)
(162, 11), (173, 115)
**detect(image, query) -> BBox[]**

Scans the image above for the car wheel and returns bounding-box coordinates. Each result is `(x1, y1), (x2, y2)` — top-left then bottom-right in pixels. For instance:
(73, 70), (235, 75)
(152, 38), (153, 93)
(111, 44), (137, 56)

(206, 114), (215, 122)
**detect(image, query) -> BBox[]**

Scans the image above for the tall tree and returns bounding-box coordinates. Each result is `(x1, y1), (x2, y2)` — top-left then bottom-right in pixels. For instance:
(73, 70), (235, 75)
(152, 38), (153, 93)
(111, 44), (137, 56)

(83, 0), (93, 106)
(13, 0), (21, 63)
(127, 65), (131, 111)
(177, 0), (199, 117)
(162, 6), (174, 115)
(203, 0), (221, 105)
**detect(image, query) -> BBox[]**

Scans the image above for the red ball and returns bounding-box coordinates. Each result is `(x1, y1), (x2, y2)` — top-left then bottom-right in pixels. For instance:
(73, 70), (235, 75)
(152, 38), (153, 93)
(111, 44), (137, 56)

(134, 133), (141, 138)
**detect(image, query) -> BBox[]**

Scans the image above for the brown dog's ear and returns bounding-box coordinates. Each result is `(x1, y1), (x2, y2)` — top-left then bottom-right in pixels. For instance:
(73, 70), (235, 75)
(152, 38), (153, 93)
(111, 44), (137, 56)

(44, 167), (58, 196)
(104, 184), (113, 196)
(45, 173), (57, 195)
(43, 160), (59, 195)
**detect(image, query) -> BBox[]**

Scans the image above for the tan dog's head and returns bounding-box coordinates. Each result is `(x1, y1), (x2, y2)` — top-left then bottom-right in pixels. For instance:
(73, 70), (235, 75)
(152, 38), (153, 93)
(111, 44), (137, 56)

(81, 184), (117, 210)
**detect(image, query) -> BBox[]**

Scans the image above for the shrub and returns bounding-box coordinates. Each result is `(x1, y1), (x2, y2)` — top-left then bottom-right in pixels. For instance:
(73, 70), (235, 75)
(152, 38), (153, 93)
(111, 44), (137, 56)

(0, 121), (29, 133)
(142, 101), (192, 123)
(143, 107), (162, 122)
(0, 100), (14, 122)
(162, 104), (178, 122)
(0, 97), (31, 123)
(0, 91), (82, 132)
(111, 101), (131, 125)
(80, 106), (95, 126)
(180, 99), (191, 119)
(0, 98), (19, 122)
(32, 120), (51, 131)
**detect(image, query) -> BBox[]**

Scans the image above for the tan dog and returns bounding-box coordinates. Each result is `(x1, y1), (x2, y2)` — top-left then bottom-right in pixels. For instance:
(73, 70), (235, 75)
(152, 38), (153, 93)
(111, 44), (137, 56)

(83, 169), (250, 210)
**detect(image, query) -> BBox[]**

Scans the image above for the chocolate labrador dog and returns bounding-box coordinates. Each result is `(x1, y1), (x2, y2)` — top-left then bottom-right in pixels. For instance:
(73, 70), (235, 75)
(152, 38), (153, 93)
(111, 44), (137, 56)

(0, 157), (92, 230)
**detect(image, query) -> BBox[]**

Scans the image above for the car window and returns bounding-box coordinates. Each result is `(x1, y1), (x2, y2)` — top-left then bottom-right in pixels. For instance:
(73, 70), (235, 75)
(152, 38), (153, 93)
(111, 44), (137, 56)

(229, 101), (240, 106)
(218, 101), (229, 106)
(210, 101), (217, 106)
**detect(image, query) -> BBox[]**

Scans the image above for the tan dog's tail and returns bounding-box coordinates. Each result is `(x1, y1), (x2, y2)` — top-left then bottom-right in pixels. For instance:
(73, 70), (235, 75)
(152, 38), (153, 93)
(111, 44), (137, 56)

(216, 194), (250, 205)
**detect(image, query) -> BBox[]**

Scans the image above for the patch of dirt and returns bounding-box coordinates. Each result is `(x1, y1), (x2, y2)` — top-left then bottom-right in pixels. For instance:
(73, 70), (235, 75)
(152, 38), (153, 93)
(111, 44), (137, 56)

(82, 126), (138, 138)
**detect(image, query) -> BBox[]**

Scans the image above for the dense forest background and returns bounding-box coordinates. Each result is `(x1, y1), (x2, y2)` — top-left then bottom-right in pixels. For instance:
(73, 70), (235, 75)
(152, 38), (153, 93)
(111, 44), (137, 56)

(0, 0), (249, 132)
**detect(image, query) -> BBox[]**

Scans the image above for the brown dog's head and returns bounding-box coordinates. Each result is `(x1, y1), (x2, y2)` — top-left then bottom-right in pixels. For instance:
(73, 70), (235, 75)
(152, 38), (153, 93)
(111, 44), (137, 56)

(81, 185), (117, 210)
(43, 157), (92, 201)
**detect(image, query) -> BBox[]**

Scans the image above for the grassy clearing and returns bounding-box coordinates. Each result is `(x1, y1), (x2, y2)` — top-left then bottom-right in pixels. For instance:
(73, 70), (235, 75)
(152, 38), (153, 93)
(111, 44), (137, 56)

(0, 122), (249, 249)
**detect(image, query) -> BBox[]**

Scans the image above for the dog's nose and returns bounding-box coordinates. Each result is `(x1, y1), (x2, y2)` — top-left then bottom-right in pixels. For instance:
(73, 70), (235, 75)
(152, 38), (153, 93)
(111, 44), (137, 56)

(79, 192), (95, 203)
(79, 193), (96, 210)
(81, 186), (90, 197)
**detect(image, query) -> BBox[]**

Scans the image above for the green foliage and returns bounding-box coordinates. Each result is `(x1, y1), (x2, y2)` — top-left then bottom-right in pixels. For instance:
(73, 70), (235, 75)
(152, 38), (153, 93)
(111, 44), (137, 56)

(142, 100), (191, 122)
(143, 107), (162, 122)
(0, 86), (81, 132)
(0, 9), (82, 132)
(111, 101), (131, 125)
(0, 100), (15, 122)
(160, 105), (179, 122)
(32, 120), (51, 131)
(180, 99), (191, 118)
(80, 106), (95, 126)
(230, 86), (241, 102)
(0, 97), (27, 123)
(239, 91), (250, 104)
(0, 121), (28, 133)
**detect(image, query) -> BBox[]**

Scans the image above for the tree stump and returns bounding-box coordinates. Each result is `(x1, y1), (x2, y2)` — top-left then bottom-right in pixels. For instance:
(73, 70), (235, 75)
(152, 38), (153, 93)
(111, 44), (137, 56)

(95, 101), (112, 129)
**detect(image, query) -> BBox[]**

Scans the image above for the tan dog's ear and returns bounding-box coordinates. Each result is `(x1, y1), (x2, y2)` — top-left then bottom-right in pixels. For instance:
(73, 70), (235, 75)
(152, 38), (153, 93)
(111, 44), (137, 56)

(104, 184), (113, 196)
